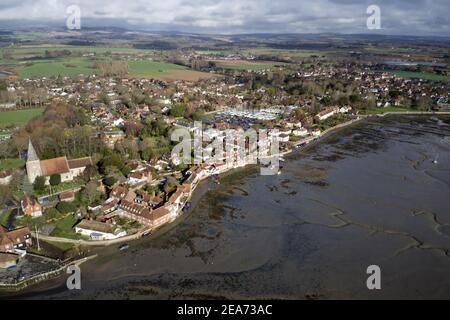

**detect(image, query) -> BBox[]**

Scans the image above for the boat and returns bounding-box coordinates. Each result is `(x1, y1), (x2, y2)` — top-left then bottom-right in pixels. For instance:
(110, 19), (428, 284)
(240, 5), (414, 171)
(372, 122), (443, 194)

(119, 244), (129, 251)
(142, 230), (151, 237)
(432, 160), (438, 164)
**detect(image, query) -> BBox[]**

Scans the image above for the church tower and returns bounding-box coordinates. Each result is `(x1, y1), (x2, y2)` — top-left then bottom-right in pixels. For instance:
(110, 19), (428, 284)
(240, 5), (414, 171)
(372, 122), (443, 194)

(26, 139), (42, 184)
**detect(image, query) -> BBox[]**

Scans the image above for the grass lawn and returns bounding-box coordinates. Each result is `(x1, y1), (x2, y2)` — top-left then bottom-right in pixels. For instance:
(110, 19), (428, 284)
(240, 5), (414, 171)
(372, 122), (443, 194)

(0, 158), (25, 170)
(128, 60), (187, 76)
(50, 215), (80, 239)
(35, 179), (84, 197)
(0, 108), (44, 125)
(363, 106), (414, 115)
(388, 70), (450, 83)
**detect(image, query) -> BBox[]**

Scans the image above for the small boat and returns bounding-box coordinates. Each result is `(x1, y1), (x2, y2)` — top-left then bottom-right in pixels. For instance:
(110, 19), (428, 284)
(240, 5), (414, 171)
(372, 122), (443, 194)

(142, 230), (151, 237)
(119, 244), (129, 251)
(432, 160), (438, 164)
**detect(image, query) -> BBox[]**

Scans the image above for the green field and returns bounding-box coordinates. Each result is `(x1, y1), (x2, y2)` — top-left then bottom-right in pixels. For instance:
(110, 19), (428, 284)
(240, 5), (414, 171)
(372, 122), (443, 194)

(389, 70), (450, 83)
(0, 158), (25, 170)
(16, 57), (97, 78)
(9, 45), (151, 56)
(128, 60), (187, 76)
(216, 62), (280, 71)
(363, 106), (414, 115)
(0, 108), (43, 125)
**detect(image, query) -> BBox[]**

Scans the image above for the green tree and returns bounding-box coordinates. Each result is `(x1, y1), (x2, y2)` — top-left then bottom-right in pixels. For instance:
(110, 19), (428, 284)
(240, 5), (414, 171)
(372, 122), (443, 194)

(170, 105), (187, 118)
(49, 174), (61, 186)
(82, 164), (97, 182)
(33, 176), (46, 192)
(103, 176), (117, 187)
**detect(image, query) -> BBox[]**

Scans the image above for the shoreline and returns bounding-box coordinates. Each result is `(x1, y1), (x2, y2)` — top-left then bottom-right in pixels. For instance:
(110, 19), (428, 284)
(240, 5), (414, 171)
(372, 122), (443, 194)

(3, 111), (448, 293)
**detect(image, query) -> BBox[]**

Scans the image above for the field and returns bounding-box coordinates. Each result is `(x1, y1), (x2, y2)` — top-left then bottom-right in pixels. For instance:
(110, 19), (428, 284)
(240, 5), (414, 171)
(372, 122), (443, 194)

(388, 70), (450, 83)
(128, 60), (217, 81)
(212, 59), (282, 71)
(16, 57), (96, 78)
(0, 158), (25, 170)
(0, 108), (44, 125)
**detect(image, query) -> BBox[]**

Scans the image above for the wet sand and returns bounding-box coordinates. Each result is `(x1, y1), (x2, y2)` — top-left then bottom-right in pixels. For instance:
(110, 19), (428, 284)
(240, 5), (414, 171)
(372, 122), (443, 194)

(7, 115), (450, 300)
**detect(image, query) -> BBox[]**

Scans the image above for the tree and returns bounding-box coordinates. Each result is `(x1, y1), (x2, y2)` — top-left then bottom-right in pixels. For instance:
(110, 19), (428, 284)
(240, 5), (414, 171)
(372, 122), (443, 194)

(33, 176), (46, 192)
(49, 174), (61, 186)
(293, 108), (306, 121)
(80, 181), (100, 204)
(170, 105), (187, 118)
(103, 176), (117, 188)
(82, 164), (97, 182)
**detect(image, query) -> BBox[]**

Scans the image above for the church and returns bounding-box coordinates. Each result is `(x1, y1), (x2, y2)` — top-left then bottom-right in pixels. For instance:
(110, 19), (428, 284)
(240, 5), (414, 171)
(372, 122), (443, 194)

(26, 139), (92, 185)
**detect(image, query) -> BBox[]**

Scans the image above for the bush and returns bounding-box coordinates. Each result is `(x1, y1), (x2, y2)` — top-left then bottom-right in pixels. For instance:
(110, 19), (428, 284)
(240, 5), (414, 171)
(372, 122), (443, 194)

(103, 176), (117, 187)
(33, 176), (46, 192)
(56, 202), (76, 214)
(49, 174), (61, 186)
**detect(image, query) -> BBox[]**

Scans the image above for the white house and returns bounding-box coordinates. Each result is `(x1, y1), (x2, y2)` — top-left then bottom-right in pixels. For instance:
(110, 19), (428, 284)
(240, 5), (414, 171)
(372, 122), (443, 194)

(74, 219), (126, 240)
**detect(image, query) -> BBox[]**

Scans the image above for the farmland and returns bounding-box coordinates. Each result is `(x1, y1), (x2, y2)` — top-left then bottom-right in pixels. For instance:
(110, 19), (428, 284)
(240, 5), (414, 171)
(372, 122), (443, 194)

(212, 59), (282, 71)
(0, 108), (44, 125)
(16, 57), (97, 78)
(387, 70), (450, 83)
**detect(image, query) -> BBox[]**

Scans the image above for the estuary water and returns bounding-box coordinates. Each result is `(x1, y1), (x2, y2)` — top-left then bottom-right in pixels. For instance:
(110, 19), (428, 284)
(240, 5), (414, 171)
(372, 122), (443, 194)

(12, 115), (450, 299)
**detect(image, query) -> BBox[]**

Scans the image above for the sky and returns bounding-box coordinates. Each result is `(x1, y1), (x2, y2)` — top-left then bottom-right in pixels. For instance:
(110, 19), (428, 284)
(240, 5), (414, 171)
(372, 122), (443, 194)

(0, 0), (449, 36)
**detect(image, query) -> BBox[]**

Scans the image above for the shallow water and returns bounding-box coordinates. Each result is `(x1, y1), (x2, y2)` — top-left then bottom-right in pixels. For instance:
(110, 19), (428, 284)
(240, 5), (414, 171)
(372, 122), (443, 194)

(11, 115), (450, 299)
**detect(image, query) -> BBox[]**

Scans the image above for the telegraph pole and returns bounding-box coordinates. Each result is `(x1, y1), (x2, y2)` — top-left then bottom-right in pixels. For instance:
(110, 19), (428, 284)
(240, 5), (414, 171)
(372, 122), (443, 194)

(35, 225), (41, 251)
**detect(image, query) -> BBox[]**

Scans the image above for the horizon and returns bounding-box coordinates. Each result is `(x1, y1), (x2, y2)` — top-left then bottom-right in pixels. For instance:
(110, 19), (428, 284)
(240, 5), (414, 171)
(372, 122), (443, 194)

(0, 0), (449, 37)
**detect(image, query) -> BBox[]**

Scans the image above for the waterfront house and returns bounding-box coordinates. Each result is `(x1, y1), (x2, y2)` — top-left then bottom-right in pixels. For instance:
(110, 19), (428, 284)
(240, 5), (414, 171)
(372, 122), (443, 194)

(0, 226), (32, 253)
(0, 252), (19, 269)
(74, 219), (126, 240)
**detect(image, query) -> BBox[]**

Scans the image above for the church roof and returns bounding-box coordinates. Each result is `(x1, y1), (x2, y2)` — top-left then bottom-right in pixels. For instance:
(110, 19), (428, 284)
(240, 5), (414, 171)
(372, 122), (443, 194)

(40, 157), (70, 176)
(27, 139), (39, 162)
(68, 157), (92, 169)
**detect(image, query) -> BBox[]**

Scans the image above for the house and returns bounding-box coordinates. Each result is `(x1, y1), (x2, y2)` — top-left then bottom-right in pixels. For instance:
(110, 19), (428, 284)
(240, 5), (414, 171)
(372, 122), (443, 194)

(0, 252), (19, 269)
(127, 170), (152, 186)
(110, 185), (136, 202)
(293, 128), (309, 137)
(26, 139), (92, 184)
(119, 200), (153, 226)
(21, 193), (42, 217)
(59, 191), (75, 202)
(0, 169), (13, 185)
(151, 206), (172, 229)
(74, 219), (126, 240)
(0, 226), (32, 253)
(315, 106), (340, 121)
(278, 133), (290, 142)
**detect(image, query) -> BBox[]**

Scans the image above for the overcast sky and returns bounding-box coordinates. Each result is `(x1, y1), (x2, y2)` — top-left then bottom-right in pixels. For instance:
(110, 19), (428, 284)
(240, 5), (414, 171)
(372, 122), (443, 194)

(0, 0), (449, 36)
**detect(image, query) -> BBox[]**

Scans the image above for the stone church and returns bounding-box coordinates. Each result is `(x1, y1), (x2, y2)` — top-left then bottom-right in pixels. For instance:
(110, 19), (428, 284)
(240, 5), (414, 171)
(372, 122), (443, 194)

(26, 139), (92, 185)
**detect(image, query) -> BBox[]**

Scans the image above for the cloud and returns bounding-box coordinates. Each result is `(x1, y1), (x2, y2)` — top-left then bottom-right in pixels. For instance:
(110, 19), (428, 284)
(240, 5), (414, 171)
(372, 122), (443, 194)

(0, 0), (448, 36)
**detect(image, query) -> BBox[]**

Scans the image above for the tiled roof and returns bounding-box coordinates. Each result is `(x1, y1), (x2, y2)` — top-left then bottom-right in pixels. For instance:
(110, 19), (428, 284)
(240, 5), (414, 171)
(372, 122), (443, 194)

(68, 157), (92, 169)
(40, 157), (70, 176)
